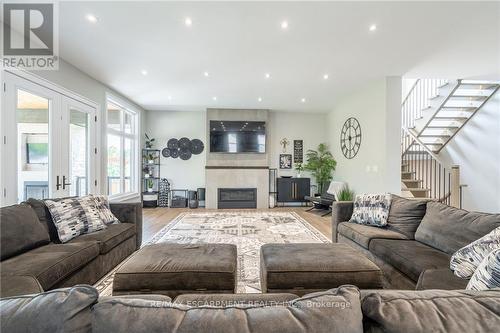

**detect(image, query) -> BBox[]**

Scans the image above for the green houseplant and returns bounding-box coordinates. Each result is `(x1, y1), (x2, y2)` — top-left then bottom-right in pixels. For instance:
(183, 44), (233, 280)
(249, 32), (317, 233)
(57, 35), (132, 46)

(145, 133), (155, 149)
(295, 162), (304, 177)
(146, 178), (154, 192)
(336, 184), (355, 201)
(304, 143), (337, 195)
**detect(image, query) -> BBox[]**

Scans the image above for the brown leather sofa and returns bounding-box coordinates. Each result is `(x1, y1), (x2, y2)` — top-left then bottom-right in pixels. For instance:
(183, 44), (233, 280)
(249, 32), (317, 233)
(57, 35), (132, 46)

(0, 199), (142, 298)
(331, 195), (500, 290)
(1, 285), (499, 333)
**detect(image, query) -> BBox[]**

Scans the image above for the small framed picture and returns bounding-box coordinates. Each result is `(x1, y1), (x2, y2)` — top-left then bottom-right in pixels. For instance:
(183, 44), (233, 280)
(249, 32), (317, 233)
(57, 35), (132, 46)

(279, 154), (292, 169)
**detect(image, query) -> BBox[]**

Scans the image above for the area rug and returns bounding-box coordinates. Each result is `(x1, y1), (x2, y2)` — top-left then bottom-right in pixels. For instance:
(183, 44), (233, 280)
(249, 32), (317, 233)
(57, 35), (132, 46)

(94, 211), (330, 295)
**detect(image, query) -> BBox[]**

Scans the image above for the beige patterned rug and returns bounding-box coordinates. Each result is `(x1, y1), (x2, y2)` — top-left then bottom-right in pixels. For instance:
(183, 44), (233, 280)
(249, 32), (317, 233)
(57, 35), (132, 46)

(95, 211), (330, 295)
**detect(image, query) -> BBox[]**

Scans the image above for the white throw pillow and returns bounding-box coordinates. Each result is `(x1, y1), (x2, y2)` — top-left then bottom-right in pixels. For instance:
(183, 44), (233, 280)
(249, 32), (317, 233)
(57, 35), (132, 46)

(91, 195), (120, 225)
(450, 226), (500, 279)
(350, 193), (392, 227)
(45, 196), (107, 243)
(466, 248), (500, 291)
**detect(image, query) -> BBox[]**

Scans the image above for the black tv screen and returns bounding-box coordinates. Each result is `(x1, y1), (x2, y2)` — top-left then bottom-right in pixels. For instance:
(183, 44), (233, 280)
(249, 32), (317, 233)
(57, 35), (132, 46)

(210, 121), (266, 153)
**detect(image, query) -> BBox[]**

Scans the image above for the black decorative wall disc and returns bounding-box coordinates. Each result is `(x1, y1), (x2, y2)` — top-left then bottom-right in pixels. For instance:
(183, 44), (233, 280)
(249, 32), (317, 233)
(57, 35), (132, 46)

(161, 148), (171, 158)
(190, 139), (204, 155)
(167, 138), (179, 149)
(170, 148), (179, 158)
(179, 148), (192, 160)
(178, 137), (192, 150)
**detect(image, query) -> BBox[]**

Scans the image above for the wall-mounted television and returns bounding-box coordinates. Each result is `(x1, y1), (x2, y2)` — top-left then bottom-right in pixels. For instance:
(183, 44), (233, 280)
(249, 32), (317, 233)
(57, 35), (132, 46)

(210, 120), (266, 153)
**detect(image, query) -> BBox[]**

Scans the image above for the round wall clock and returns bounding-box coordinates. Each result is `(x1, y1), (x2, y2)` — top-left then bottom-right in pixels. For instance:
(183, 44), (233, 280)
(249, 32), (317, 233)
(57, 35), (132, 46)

(340, 117), (362, 159)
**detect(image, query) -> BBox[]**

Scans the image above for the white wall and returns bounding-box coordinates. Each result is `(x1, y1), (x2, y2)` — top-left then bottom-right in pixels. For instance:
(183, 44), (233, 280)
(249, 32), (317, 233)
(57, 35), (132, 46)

(439, 92), (500, 213)
(146, 111), (206, 191)
(326, 77), (402, 195)
(28, 59), (146, 199)
(268, 111), (328, 187)
(145, 110), (328, 190)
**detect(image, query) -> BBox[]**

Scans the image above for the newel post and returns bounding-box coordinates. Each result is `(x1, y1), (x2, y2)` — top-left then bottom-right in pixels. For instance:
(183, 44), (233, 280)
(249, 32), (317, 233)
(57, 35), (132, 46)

(450, 165), (460, 208)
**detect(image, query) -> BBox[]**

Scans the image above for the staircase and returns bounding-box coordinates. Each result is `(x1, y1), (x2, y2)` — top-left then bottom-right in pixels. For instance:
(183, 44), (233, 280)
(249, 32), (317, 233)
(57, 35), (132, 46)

(400, 79), (500, 206)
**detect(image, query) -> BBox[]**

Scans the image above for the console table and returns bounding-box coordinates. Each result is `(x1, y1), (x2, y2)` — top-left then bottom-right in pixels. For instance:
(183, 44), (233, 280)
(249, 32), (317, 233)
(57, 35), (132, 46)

(276, 177), (310, 205)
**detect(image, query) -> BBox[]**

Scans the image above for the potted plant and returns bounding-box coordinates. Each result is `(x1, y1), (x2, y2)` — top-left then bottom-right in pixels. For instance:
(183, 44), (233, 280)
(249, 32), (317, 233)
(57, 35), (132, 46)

(336, 184), (355, 201)
(145, 133), (155, 149)
(303, 143), (337, 195)
(295, 162), (304, 178)
(146, 179), (154, 192)
(143, 166), (152, 178)
(147, 153), (155, 164)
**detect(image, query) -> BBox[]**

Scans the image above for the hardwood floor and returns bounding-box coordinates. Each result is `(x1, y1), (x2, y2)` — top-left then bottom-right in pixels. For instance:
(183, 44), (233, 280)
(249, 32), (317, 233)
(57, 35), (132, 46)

(142, 207), (333, 243)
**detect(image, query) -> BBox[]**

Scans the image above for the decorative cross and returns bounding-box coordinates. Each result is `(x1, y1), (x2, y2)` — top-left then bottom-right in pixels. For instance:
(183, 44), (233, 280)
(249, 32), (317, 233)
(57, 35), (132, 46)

(280, 138), (290, 153)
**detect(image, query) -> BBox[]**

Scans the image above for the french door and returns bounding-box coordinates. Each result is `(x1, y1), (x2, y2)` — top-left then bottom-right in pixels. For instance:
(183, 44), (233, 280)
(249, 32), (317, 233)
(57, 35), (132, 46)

(1, 71), (97, 206)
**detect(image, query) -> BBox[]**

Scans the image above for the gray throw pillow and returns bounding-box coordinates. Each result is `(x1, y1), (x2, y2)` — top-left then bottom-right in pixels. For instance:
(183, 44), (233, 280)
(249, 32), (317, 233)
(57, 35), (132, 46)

(451, 226), (500, 278)
(386, 195), (428, 238)
(467, 248), (500, 291)
(350, 194), (392, 227)
(0, 285), (98, 333)
(0, 203), (50, 260)
(92, 286), (363, 333)
(45, 196), (107, 243)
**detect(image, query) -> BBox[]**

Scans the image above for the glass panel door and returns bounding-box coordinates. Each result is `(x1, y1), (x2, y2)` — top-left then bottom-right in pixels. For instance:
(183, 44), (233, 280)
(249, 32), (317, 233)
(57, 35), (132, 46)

(16, 89), (51, 201)
(60, 97), (96, 197)
(1, 72), (96, 206)
(2, 72), (61, 205)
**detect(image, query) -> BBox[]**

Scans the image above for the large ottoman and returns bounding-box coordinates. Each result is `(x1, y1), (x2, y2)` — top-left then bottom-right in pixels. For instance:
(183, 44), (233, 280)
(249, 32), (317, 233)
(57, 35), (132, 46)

(113, 243), (237, 297)
(260, 243), (383, 295)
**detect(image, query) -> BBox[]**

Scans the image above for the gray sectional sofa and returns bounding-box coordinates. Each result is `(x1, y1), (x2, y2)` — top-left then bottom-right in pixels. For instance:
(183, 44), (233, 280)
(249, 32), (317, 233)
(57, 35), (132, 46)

(0, 199), (142, 298)
(332, 195), (500, 290)
(1, 285), (499, 333)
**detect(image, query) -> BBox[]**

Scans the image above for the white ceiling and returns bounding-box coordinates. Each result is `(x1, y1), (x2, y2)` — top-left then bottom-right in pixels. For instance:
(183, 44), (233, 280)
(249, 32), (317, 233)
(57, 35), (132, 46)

(58, 1), (500, 112)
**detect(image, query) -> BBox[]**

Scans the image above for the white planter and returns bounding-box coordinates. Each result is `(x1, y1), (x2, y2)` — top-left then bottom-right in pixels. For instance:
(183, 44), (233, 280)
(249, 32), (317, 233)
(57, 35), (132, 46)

(148, 160), (154, 164)
(144, 174), (150, 179)
(147, 188), (153, 193)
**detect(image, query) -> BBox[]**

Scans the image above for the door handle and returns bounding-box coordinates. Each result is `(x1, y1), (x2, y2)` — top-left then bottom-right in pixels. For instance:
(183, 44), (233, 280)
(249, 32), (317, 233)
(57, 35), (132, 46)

(56, 176), (61, 190)
(62, 176), (72, 190)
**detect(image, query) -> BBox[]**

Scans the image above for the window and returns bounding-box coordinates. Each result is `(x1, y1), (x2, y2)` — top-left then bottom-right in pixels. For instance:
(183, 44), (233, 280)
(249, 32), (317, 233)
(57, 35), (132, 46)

(106, 99), (138, 197)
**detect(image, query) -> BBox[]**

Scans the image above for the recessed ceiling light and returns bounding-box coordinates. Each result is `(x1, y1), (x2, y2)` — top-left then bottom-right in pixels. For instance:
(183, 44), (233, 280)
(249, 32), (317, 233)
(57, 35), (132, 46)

(185, 17), (193, 27)
(212, 96), (217, 101)
(301, 98), (306, 103)
(369, 24), (377, 32)
(203, 71), (209, 77)
(141, 70), (148, 76)
(281, 21), (289, 30)
(265, 73), (271, 79)
(86, 14), (98, 23)
(323, 74), (329, 80)
(258, 97), (262, 102)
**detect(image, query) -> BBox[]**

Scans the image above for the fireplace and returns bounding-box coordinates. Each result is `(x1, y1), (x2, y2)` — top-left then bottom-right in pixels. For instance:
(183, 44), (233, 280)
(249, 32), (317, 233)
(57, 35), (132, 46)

(218, 188), (257, 209)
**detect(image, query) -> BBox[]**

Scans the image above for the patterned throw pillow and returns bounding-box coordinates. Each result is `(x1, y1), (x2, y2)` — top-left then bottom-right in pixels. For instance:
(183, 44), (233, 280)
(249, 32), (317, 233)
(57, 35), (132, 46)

(466, 248), (500, 291)
(44, 196), (107, 243)
(450, 227), (500, 279)
(91, 195), (120, 225)
(350, 193), (392, 227)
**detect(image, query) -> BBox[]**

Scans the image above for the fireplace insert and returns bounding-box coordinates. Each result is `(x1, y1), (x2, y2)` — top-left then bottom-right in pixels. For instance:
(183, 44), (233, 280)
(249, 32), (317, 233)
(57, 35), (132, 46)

(218, 188), (257, 209)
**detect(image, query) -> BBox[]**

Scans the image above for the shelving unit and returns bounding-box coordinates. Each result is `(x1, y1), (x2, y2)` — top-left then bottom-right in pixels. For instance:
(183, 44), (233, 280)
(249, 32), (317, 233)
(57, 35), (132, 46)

(142, 149), (160, 207)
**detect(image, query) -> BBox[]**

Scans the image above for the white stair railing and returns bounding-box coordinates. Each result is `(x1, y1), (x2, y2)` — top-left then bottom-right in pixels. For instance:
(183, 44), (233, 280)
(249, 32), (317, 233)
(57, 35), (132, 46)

(401, 79), (463, 207)
(402, 79), (448, 129)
